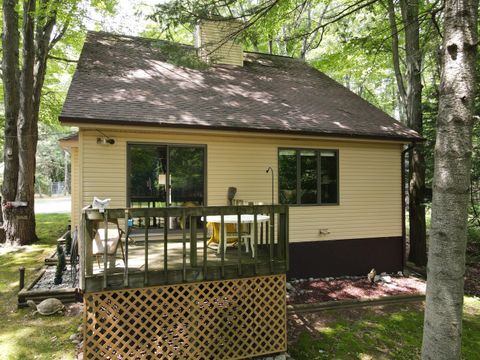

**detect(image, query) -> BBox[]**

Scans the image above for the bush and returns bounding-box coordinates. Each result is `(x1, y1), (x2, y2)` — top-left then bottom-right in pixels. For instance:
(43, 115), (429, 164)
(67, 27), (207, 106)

(468, 225), (480, 244)
(54, 244), (66, 285)
(65, 230), (72, 255)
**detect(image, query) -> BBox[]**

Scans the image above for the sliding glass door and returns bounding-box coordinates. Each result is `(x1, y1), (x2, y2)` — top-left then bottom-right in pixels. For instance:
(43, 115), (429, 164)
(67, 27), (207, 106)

(128, 143), (205, 208)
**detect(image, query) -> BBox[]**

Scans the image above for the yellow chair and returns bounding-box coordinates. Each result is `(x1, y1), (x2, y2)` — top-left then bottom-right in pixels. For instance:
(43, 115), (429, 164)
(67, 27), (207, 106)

(207, 222), (251, 247)
(207, 222), (238, 246)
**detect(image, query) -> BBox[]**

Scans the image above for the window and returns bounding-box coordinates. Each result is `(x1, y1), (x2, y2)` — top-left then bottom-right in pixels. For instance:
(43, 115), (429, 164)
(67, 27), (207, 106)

(279, 149), (338, 205)
(128, 144), (205, 207)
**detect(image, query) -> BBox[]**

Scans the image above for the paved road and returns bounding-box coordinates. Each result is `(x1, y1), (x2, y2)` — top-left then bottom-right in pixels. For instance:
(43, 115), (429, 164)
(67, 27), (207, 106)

(35, 196), (71, 214)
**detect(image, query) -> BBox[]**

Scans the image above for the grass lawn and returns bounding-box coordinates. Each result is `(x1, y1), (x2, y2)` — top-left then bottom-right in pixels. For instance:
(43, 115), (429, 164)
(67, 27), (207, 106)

(289, 297), (480, 360)
(1, 213), (479, 360)
(0, 213), (81, 360)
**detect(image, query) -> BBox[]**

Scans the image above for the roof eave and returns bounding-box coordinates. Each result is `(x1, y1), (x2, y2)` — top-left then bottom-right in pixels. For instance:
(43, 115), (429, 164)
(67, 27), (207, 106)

(59, 116), (423, 143)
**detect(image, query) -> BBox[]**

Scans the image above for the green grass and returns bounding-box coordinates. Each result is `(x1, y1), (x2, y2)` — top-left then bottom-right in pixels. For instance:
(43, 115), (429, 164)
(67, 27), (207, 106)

(0, 213), (81, 360)
(289, 297), (480, 360)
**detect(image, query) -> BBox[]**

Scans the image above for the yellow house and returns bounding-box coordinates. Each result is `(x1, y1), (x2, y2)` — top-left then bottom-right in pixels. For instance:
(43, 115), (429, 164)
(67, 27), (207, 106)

(60, 27), (421, 280)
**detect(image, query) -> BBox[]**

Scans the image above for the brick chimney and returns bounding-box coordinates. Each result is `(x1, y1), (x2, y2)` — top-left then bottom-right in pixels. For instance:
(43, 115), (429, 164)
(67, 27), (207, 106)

(194, 20), (244, 66)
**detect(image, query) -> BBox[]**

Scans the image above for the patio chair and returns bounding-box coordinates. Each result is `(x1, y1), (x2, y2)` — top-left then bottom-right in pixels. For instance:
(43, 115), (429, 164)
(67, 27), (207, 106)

(92, 219), (126, 268)
(207, 222), (253, 255)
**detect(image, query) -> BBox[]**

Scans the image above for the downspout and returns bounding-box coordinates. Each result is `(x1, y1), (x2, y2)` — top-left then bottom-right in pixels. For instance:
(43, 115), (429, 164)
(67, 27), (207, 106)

(401, 143), (415, 270)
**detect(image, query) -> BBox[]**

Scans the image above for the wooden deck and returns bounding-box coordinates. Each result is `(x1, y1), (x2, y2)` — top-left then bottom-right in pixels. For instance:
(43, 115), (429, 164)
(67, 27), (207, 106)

(81, 205), (289, 292)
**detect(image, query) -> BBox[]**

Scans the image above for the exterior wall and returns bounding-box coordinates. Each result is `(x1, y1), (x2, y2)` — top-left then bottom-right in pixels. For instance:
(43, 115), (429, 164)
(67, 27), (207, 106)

(71, 147), (80, 229)
(76, 127), (403, 244)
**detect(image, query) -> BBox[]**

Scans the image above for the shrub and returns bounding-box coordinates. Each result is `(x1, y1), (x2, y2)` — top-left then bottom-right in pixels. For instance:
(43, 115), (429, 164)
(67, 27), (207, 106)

(65, 230), (72, 255)
(54, 244), (66, 285)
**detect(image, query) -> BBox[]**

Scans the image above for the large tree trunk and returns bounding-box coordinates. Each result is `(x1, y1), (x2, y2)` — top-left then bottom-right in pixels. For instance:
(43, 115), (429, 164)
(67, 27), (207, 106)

(421, 0), (478, 357)
(6, 0), (38, 245)
(1, 0), (21, 245)
(401, 0), (427, 266)
(388, 0), (427, 266)
(2, 0), (66, 245)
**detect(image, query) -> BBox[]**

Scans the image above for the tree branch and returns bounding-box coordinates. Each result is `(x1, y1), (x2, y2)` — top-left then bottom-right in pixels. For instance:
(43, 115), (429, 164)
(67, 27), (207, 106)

(48, 55), (78, 63)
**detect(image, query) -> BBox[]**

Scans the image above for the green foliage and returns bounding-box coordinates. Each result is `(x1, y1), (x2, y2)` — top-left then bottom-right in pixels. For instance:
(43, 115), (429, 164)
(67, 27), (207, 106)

(36, 123), (71, 195)
(468, 226), (480, 244)
(65, 229), (72, 255)
(54, 243), (66, 285)
(155, 42), (209, 70)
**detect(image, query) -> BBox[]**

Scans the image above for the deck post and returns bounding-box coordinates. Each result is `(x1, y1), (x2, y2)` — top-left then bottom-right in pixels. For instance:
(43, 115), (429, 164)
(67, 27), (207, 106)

(269, 208), (274, 273)
(253, 210), (258, 275)
(144, 217), (149, 286)
(220, 212), (225, 278)
(190, 216), (197, 267)
(80, 212), (89, 288)
(182, 209), (187, 282)
(237, 212), (242, 276)
(103, 210), (109, 290)
(124, 209), (129, 287)
(164, 216), (168, 284)
(202, 210), (208, 280)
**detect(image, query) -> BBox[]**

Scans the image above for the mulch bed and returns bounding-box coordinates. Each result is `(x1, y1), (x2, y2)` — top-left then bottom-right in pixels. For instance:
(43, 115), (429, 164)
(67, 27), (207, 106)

(287, 274), (426, 305)
(31, 264), (78, 290)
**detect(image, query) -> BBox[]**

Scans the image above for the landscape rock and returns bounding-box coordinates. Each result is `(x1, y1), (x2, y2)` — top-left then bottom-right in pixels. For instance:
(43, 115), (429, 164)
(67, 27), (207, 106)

(286, 282), (295, 292)
(374, 275), (381, 282)
(381, 275), (392, 283)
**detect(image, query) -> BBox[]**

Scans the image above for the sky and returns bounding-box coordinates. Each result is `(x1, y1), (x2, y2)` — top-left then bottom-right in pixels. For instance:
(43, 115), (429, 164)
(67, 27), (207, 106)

(86, 0), (163, 36)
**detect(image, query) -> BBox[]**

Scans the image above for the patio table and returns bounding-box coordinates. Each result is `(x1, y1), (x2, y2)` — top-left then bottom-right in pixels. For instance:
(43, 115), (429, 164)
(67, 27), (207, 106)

(202, 214), (270, 257)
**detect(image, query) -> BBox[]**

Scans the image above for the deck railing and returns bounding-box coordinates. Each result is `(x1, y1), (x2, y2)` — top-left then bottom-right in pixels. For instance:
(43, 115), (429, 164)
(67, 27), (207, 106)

(79, 205), (289, 292)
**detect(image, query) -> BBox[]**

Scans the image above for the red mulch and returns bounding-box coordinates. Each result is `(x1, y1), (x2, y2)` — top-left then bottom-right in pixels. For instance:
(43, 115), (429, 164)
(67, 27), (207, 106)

(287, 275), (426, 305)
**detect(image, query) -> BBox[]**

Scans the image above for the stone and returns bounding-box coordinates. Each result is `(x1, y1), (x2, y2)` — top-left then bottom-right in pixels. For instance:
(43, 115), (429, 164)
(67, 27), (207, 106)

(286, 282), (295, 292)
(374, 275), (381, 282)
(397, 271), (404, 276)
(381, 272), (387, 276)
(72, 339), (80, 344)
(275, 354), (287, 360)
(381, 275), (392, 283)
(77, 325), (83, 332)
(69, 334), (78, 341)
(308, 277), (314, 282)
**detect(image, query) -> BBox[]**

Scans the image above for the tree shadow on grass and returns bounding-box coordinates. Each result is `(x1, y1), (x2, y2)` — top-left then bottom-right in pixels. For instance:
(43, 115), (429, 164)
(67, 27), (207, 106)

(288, 300), (480, 360)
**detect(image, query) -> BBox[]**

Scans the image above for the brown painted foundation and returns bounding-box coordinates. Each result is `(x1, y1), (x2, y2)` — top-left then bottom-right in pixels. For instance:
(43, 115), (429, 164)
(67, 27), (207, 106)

(288, 236), (403, 279)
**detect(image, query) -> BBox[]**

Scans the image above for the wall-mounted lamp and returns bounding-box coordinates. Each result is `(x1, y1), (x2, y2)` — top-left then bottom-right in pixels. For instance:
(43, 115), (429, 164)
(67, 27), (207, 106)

(96, 129), (115, 145)
(96, 137), (115, 145)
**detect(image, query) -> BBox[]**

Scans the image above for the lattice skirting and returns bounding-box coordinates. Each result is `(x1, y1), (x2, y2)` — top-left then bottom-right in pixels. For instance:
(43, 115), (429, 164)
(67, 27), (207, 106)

(83, 274), (287, 359)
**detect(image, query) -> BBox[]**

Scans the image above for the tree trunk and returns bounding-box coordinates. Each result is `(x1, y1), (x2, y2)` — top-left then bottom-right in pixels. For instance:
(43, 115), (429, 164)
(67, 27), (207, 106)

(12, 0), (39, 245)
(388, 0), (427, 265)
(421, 0), (478, 357)
(1, 0), (20, 244)
(400, 0), (427, 267)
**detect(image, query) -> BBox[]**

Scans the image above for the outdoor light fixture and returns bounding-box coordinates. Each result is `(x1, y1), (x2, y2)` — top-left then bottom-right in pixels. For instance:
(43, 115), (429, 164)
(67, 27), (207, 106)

(96, 129), (115, 145)
(96, 137), (115, 145)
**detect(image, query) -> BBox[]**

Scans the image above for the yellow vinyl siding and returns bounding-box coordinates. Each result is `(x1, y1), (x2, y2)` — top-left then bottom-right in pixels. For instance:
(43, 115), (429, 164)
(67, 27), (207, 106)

(196, 20), (244, 66)
(78, 128), (402, 242)
(71, 147), (80, 229)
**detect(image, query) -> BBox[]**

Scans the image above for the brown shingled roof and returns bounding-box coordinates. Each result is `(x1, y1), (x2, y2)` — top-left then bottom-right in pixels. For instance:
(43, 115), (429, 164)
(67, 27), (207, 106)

(59, 31), (421, 141)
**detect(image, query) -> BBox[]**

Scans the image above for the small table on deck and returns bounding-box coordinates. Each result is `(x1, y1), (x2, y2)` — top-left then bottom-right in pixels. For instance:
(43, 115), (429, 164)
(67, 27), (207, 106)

(202, 214), (270, 257)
